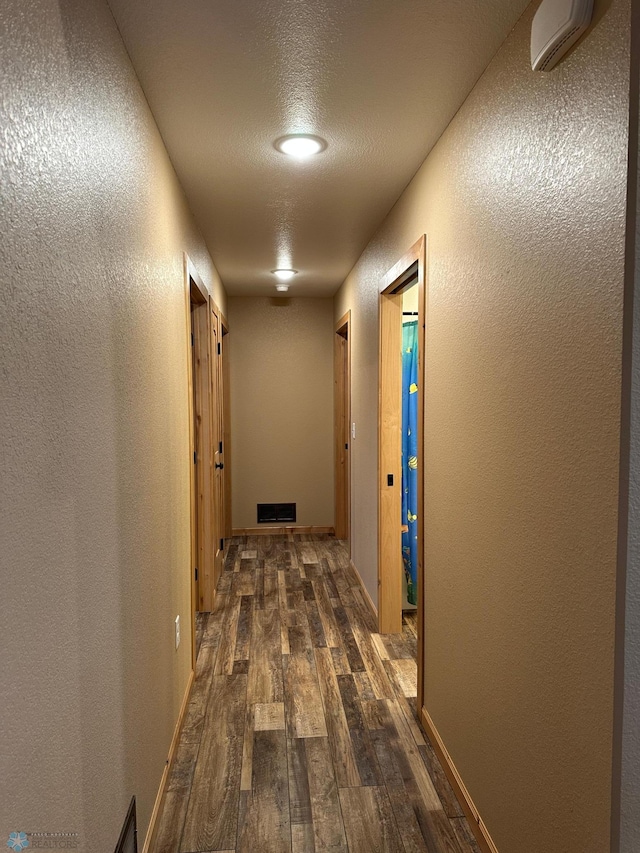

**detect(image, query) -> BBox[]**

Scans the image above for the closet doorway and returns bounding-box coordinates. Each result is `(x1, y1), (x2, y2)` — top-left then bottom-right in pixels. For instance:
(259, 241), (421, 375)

(378, 236), (426, 701)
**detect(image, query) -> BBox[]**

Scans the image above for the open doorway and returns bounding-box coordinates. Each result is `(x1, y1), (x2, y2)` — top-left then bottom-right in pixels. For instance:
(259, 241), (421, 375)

(378, 236), (426, 702)
(334, 311), (351, 549)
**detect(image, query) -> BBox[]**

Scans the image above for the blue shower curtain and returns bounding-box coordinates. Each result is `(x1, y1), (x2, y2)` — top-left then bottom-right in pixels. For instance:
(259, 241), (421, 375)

(402, 321), (418, 606)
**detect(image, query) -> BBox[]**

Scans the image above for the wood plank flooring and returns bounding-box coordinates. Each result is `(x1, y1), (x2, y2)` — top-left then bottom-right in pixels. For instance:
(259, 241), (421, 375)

(156, 534), (480, 853)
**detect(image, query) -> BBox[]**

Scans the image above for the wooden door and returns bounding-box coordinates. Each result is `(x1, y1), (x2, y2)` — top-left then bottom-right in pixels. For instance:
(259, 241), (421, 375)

(210, 299), (225, 588)
(190, 304), (201, 611)
(334, 313), (351, 545)
(191, 292), (214, 611)
(222, 319), (232, 539)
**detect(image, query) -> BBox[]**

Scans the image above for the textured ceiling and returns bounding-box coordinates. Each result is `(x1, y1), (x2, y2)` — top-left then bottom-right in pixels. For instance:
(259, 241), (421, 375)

(108, 0), (529, 296)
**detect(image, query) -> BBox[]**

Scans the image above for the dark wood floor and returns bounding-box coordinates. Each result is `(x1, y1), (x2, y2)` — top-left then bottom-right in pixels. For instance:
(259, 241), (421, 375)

(153, 534), (480, 853)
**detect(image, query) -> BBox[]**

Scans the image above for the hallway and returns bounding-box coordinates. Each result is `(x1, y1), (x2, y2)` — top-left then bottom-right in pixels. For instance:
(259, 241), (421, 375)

(153, 534), (479, 853)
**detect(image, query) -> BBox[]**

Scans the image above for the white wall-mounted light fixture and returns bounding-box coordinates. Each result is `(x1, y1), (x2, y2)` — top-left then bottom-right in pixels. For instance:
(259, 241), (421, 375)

(272, 268), (298, 281)
(275, 283), (290, 293)
(531, 0), (593, 71)
(274, 134), (327, 159)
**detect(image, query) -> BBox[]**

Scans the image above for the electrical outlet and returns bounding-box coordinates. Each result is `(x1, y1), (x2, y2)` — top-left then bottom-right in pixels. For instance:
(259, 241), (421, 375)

(175, 615), (180, 650)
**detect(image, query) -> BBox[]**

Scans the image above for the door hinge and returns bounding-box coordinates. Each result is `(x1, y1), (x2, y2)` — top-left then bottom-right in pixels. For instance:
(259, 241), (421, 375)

(195, 567), (198, 581)
(193, 451), (197, 464)
(220, 538), (224, 552)
(219, 441), (223, 454)
(345, 443), (349, 450)
(191, 331), (194, 346)
(217, 342), (221, 355)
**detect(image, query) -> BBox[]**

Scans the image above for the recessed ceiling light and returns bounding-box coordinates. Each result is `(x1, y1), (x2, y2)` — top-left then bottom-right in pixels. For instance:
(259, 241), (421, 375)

(274, 135), (327, 159)
(275, 284), (290, 293)
(272, 268), (298, 280)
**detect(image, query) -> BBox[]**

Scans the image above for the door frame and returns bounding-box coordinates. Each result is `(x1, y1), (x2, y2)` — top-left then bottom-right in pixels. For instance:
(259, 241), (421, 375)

(334, 311), (351, 547)
(221, 314), (232, 539)
(378, 236), (426, 705)
(184, 254), (211, 668)
(209, 298), (225, 593)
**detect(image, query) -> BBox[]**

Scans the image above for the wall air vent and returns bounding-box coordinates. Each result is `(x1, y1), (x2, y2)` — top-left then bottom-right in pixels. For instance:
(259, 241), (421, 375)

(114, 797), (137, 853)
(530, 0), (593, 71)
(257, 503), (296, 524)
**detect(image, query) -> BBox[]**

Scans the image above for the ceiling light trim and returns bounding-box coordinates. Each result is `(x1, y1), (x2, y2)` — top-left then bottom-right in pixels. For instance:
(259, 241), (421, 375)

(274, 134), (327, 158)
(272, 268), (298, 281)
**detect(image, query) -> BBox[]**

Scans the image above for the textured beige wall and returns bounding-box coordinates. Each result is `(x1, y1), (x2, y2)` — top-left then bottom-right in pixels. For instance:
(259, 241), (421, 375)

(0, 0), (224, 849)
(228, 297), (334, 529)
(334, 2), (630, 851)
